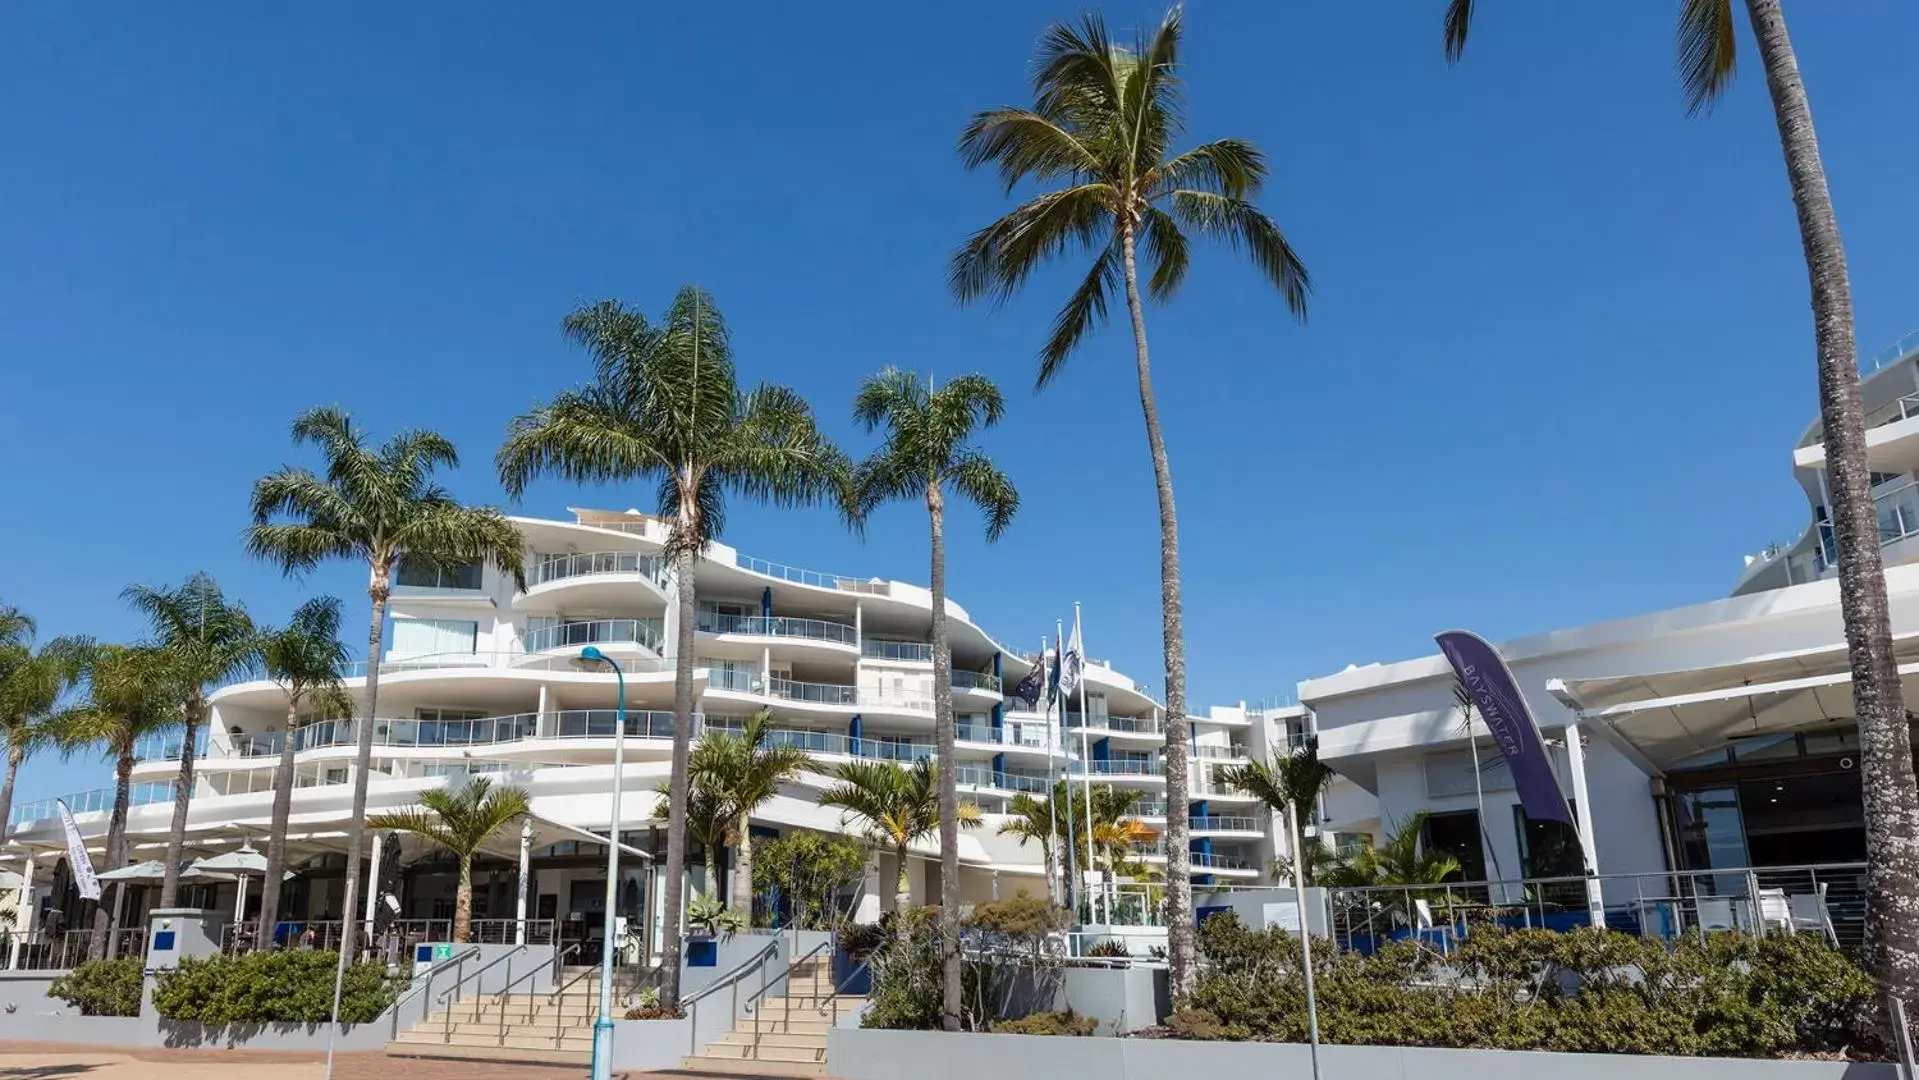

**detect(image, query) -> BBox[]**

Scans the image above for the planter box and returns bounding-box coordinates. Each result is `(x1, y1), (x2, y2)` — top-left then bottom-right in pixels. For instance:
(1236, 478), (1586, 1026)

(827, 1028), (1900, 1080)
(611, 1017), (693, 1071)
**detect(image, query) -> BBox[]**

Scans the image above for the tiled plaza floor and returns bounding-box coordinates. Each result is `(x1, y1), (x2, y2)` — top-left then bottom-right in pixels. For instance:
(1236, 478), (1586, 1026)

(0, 1043), (810, 1080)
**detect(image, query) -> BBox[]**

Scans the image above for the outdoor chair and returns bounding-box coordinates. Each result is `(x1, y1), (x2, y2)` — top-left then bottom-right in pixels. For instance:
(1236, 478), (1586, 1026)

(1756, 888), (1794, 936)
(1696, 898), (1739, 934)
(1414, 898), (1461, 954)
(1788, 883), (1838, 945)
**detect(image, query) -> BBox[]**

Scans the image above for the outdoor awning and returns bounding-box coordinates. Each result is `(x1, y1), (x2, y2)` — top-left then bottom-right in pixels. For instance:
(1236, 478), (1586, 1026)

(1552, 632), (1919, 712)
(1548, 659), (1919, 770)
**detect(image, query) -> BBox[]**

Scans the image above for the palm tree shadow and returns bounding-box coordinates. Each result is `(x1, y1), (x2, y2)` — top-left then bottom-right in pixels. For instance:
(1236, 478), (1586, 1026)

(0, 1066), (102, 1080)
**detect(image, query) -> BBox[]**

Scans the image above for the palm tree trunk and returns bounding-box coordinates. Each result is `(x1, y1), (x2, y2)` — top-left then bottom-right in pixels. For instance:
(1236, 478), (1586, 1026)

(338, 578), (390, 966)
(455, 855), (474, 944)
(158, 692), (205, 908)
(0, 747), (22, 847)
(1119, 222), (1195, 998)
(730, 813), (754, 923)
(660, 547), (698, 1008)
(256, 698), (301, 952)
(928, 480), (962, 1031)
(90, 746), (134, 962)
(894, 843), (912, 920)
(1745, 0), (1919, 1006)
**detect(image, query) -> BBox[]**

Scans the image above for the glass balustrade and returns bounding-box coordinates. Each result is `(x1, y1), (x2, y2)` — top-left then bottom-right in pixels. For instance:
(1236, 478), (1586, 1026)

(1061, 713), (1160, 735)
(769, 677), (859, 705)
(1189, 815), (1261, 832)
(521, 619), (664, 655)
(862, 639), (934, 662)
(696, 611), (857, 645)
(1072, 758), (1162, 776)
(703, 667), (764, 694)
(951, 670), (1002, 693)
(12, 781), (172, 826)
(527, 550), (667, 588)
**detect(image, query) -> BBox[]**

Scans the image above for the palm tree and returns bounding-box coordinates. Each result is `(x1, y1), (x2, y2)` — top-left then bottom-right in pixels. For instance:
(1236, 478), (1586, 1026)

(1441, 0), (1919, 1007)
(1321, 812), (1462, 893)
(1220, 742), (1336, 885)
(997, 787), (1066, 904)
(687, 711), (816, 921)
(50, 644), (183, 959)
(846, 368), (1018, 1029)
(952, 8), (1310, 997)
(368, 777), (532, 943)
(254, 597), (353, 951)
(818, 759), (981, 915)
(1078, 786), (1150, 915)
(0, 621), (91, 838)
(0, 606), (32, 649)
(496, 287), (845, 1006)
(123, 574), (259, 908)
(247, 406), (528, 966)
(656, 785), (730, 900)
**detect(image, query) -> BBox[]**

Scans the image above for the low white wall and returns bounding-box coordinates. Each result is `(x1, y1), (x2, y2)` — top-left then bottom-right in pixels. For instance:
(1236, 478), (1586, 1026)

(611, 1017), (692, 1070)
(827, 1029), (1901, 1080)
(0, 1014), (389, 1052)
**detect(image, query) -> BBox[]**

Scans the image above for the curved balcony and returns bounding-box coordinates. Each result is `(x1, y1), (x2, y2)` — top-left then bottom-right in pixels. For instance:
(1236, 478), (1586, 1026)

(526, 551), (668, 590)
(951, 670), (1002, 695)
(733, 554), (869, 592)
(696, 612), (857, 647)
(522, 619), (664, 656)
(1062, 713), (1162, 737)
(768, 677), (859, 707)
(1189, 814), (1264, 834)
(703, 667), (764, 695)
(953, 765), (1052, 794)
(1071, 758), (1162, 779)
(862, 639), (933, 663)
(12, 781), (172, 827)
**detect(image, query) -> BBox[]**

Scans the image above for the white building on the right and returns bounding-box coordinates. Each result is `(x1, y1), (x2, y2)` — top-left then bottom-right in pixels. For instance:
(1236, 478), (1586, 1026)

(1295, 333), (1919, 944)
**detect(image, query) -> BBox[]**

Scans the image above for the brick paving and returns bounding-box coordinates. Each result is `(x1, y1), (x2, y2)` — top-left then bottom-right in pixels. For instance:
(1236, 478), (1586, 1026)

(0, 1042), (822, 1080)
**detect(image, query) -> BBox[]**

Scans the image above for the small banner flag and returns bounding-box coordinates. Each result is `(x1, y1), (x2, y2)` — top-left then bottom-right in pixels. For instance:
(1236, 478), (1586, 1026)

(56, 799), (102, 901)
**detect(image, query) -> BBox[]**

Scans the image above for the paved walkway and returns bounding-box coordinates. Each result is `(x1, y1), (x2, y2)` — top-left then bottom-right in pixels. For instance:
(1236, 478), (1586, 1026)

(0, 1043), (822, 1080)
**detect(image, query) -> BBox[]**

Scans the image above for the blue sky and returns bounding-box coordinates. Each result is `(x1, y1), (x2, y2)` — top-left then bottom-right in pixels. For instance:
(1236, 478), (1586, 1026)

(3, 2), (1918, 803)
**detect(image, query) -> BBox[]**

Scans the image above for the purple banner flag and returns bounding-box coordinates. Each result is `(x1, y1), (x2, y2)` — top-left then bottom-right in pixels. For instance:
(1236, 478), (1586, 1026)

(1435, 629), (1575, 827)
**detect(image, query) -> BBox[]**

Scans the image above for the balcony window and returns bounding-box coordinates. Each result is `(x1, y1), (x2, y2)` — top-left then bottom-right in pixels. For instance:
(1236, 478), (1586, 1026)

(396, 558), (483, 590)
(391, 617), (478, 658)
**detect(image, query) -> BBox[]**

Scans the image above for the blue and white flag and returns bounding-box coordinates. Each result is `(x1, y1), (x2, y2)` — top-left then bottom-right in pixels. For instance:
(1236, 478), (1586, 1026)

(1059, 620), (1085, 699)
(56, 799), (101, 902)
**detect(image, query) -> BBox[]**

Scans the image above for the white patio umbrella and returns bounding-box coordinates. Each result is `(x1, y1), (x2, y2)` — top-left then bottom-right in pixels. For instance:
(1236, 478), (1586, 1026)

(195, 844), (273, 936)
(96, 859), (236, 883)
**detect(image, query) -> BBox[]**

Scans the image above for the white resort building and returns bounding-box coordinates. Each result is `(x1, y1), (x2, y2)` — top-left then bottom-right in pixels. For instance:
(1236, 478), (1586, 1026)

(1293, 332), (1919, 948)
(6, 507), (1297, 962)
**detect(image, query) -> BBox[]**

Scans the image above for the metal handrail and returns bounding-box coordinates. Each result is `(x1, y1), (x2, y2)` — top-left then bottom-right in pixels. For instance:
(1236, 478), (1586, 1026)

(746, 935), (834, 1061)
(387, 946), (481, 1040)
(439, 943), (528, 1036)
(682, 933), (786, 1057)
(496, 942), (579, 1029)
(816, 953), (871, 1028)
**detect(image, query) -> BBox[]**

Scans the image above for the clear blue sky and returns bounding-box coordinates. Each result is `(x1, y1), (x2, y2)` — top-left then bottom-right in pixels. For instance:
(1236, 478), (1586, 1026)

(4, 3), (1918, 803)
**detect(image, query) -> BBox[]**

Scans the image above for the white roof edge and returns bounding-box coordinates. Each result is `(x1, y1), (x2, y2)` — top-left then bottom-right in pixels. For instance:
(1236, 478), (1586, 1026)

(1298, 561), (1919, 704)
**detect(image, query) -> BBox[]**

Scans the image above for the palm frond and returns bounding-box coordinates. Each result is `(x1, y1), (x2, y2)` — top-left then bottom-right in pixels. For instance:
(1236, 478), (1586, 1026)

(949, 185), (1117, 307)
(1677, 0), (1738, 115)
(1168, 191), (1310, 319)
(947, 450), (1019, 543)
(1443, 0), (1474, 63)
(1040, 239), (1122, 385)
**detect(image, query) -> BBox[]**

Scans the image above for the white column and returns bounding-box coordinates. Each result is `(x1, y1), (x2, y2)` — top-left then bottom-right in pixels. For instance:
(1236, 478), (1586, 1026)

(364, 831), (384, 940)
(537, 683), (551, 738)
(516, 819), (533, 945)
(1563, 719), (1605, 925)
(10, 853), (34, 970)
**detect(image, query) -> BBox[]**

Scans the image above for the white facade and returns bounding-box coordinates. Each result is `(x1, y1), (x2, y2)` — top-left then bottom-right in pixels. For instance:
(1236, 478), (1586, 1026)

(12, 507), (1283, 939)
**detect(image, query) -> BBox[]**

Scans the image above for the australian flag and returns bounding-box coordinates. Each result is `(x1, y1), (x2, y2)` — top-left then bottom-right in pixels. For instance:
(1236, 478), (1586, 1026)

(1012, 656), (1047, 711)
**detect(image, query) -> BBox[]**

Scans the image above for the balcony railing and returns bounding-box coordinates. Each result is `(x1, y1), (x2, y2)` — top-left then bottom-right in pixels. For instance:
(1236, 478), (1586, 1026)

(527, 550), (668, 589)
(953, 766), (1051, 794)
(862, 639), (933, 662)
(1062, 713), (1161, 735)
(1189, 815), (1262, 832)
(768, 677), (859, 706)
(1192, 744), (1249, 760)
(12, 781), (173, 826)
(734, 554), (860, 591)
(1861, 328), (1919, 375)
(951, 670), (1002, 693)
(702, 667), (763, 694)
(522, 619), (664, 655)
(133, 726), (210, 763)
(1072, 758), (1162, 777)
(696, 611), (857, 646)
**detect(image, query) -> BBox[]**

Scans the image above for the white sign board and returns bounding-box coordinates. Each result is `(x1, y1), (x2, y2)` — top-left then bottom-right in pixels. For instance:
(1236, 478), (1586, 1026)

(1262, 902), (1301, 934)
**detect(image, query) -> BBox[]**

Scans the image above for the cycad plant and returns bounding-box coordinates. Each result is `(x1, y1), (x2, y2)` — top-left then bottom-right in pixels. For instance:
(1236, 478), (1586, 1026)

(846, 368), (1017, 1029)
(123, 573), (259, 907)
(0, 612), (91, 838)
(50, 645), (184, 958)
(367, 777), (532, 943)
(248, 406), (527, 966)
(687, 711), (816, 920)
(953, 7), (1309, 997)
(1441, 0), (1919, 1004)
(254, 597), (354, 950)
(1220, 741), (1335, 885)
(497, 287), (844, 1005)
(819, 759), (980, 915)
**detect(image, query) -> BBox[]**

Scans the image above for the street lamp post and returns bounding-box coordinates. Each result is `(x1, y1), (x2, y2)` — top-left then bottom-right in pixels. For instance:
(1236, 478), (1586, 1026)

(579, 645), (626, 1080)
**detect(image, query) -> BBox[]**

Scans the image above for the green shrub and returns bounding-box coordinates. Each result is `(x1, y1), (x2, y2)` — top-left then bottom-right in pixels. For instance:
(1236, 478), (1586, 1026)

(49, 958), (144, 1017)
(1176, 913), (1881, 1059)
(152, 951), (395, 1024)
(990, 1009), (1097, 1036)
(859, 907), (989, 1031)
(753, 832), (870, 930)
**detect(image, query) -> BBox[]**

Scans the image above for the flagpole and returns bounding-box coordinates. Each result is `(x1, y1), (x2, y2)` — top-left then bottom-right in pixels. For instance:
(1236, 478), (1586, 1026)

(1041, 638), (1062, 906)
(1055, 622), (1079, 924)
(1073, 603), (1100, 925)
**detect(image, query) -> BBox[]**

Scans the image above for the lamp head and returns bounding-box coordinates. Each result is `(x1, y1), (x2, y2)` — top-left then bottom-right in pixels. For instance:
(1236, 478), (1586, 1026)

(580, 646), (606, 663)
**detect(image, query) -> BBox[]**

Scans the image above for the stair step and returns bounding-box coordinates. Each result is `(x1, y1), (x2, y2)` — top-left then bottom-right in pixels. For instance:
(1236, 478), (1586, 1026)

(736, 1017), (836, 1035)
(681, 1053), (826, 1077)
(714, 1032), (828, 1051)
(390, 1043), (591, 1066)
(393, 1030), (592, 1051)
(695, 1042), (826, 1064)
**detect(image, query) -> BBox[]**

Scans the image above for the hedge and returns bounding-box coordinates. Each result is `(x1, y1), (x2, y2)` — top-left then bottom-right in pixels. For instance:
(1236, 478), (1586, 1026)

(49, 958), (144, 1017)
(151, 950), (395, 1025)
(1172, 913), (1883, 1059)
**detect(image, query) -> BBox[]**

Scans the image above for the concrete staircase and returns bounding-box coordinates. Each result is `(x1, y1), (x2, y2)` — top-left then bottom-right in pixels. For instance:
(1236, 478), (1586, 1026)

(680, 954), (863, 1078)
(386, 965), (609, 1066)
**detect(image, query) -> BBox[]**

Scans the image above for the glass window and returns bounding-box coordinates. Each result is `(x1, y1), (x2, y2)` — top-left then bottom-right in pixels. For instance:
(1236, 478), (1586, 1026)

(391, 618), (478, 657)
(1513, 806), (1584, 879)
(1419, 810), (1488, 884)
(396, 558), (483, 590)
(1673, 787), (1749, 894)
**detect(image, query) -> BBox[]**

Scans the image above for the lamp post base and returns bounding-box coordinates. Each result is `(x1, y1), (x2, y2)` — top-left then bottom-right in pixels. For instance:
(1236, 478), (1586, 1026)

(591, 1017), (615, 1080)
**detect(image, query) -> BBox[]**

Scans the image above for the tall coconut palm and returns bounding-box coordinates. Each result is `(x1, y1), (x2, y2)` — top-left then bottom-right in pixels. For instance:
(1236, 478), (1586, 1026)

(1441, 0), (1919, 1009)
(50, 644), (183, 959)
(1220, 742), (1336, 886)
(496, 287), (845, 1006)
(687, 711), (816, 921)
(368, 777), (531, 943)
(123, 573), (259, 908)
(0, 622), (92, 839)
(846, 368), (1018, 1029)
(254, 597), (353, 951)
(952, 8), (1310, 997)
(819, 759), (981, 915)
(247, 405), (528, 969)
